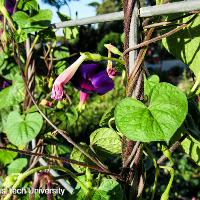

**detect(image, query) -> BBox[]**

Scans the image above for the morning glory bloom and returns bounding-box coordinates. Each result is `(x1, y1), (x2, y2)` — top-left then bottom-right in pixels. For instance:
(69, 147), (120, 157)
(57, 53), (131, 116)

(51, 55), (86, 100)
(71, 63), (114, 95)
(51, 59), (114, 106)
(71, 63), (114, 105)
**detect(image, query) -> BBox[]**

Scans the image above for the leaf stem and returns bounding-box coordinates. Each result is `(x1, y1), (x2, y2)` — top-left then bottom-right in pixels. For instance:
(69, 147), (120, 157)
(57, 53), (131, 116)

(160, 166), (175, 200)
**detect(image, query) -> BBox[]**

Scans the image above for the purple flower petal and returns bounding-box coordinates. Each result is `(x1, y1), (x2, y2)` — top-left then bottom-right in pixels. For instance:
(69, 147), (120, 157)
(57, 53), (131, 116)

(79, 63), (100, 79)
(91, 71), (114, 94)
(5, 0), (16, 15)
(71, 62), (114, 96)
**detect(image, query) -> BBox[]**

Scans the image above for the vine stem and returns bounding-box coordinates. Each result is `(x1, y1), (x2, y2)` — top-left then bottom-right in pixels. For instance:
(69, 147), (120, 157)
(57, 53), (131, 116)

(123, 141), (140, 168)
(143, 11), (200, 29)
(13, 44), (110, 174)
(3, 165), (89, 200)
(0, 6), (16, 31)
(157, 134), (187, 165)
(160, 166), (175, 200)
(0, 145), (120, 176)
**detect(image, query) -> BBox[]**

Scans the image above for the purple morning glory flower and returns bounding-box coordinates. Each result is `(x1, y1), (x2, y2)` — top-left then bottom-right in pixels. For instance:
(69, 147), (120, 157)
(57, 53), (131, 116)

(51, 57), (114, 107)
(71, 63), (114, 95)
(5, 0), (16, 15)
(51, 55), (86, 100)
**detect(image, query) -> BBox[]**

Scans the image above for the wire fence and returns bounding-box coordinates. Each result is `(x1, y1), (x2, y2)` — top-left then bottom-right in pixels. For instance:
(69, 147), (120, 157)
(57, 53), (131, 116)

(51, 0), (200, 29)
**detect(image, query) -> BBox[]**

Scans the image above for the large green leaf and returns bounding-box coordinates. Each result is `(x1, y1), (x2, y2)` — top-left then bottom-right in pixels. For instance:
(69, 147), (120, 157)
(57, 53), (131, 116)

(162, 15), (200, 80)
(7, 158), (28, 175)
(115, 83), (188, 142)
(0, 108), (10, 132)
(5, 111), (43, 146)
(181, 135), (200, 166)
(13, 9), (52, 33)
(90, 128), (121, 156)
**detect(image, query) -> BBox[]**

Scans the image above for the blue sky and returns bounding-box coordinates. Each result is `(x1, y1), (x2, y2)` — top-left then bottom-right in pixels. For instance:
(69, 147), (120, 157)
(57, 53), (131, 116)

(38, 0), (102, 23)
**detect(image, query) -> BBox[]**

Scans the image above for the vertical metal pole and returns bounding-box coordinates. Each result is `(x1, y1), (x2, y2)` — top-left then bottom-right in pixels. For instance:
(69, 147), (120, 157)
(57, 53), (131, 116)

(127, 2), (144, 199)
(128, 2), (138, 76)
(128, 2), (144, 100)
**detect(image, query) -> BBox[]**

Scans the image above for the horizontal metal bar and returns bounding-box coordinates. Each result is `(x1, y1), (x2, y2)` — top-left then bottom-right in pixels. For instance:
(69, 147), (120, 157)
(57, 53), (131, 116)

(140, 0), (200, 17)
(51, 11), (124, 29)
(51, 0), (200, 29)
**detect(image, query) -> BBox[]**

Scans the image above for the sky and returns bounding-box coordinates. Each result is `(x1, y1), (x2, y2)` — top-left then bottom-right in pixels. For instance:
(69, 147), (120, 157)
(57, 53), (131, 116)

(38, 0), (102, 23)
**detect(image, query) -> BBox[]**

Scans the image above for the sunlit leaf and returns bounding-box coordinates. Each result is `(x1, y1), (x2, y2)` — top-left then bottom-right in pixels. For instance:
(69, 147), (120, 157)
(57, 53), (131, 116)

(181, 134), (200, 166)
(115, 83), (188, 142)
(90, 128), (121, 156)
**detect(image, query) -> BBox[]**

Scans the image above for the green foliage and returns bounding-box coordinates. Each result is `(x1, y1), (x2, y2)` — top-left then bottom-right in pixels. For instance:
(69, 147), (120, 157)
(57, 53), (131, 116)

(0, 77), (24, 109)
(162, 15), (200, 81)
(57, 11), (79, 43)
(0, 0), (200, 199)
(13, 9), (52, 34)
(96, 0), (122, 14)
(71, 177), (124, 200)
(42, 0), (67, 9)
(181, 134), (200, 166)
(5, 111), (43, 146)
(7, 158), (28, 175)
(18, 0), (39, 11)
(90, 128), (121, 156)
(97, 32), (121, 54)
(99, 107), (115, 127)
(144, 75), (160, 97)
(115, 82), (188, 143)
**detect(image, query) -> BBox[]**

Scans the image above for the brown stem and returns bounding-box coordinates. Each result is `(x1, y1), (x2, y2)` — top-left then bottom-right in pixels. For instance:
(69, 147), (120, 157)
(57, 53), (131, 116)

(0, 145), (120, 179)
(157, 134), (187, 165)
(123, 142), (140, 168)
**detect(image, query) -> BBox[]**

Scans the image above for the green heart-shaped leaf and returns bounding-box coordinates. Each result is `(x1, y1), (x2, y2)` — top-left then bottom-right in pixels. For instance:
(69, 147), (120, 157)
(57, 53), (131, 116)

(115, 83), (188, 143)
(6, 111), (43, 146)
